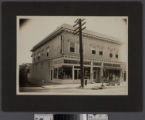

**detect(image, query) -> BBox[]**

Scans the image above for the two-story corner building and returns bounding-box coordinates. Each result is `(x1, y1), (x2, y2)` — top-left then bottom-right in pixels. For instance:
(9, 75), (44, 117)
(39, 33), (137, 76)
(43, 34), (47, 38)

(30, 24), (126, 84)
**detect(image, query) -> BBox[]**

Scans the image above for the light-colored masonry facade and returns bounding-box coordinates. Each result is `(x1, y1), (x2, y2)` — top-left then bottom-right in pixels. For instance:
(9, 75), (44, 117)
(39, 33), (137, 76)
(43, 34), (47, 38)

(30, 24), (127, 84)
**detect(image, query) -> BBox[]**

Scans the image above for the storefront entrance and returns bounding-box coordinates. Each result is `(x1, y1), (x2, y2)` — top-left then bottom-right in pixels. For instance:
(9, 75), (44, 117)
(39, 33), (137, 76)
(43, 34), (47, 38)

(74, 68), (81, 80)
(74, 67), (90, 80)
(52, 65), (91, 82)
(103, 69), (121, 83)
(93, 67), (100, 83)
(104, 69), (120, 77)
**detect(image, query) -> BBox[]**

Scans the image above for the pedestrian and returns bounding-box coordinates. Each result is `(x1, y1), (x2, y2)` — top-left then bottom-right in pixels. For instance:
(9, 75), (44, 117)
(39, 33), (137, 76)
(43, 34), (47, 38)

(100, 76), (105, 88)
(112, 74), (115, 86)
(110, 73), (113, 86)
(84, 76), (88, 86)
(116, 75), (120, 85)
(41, 80), (45, 88)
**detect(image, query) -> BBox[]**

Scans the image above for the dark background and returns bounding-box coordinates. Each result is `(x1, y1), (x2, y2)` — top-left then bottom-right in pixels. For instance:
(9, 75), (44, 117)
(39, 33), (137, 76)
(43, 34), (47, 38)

(0, 0), (145, 120)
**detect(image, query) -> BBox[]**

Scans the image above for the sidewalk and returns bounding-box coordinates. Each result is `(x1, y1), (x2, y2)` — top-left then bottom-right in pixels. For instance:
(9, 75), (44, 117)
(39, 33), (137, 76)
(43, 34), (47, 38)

(19, 82), (128, 95)
(41, 82), (127, 89)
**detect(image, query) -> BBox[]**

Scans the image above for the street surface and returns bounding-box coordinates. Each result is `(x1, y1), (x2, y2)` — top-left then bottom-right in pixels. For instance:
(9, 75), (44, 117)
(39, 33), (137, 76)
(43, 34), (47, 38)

(19, 82), (128, 95)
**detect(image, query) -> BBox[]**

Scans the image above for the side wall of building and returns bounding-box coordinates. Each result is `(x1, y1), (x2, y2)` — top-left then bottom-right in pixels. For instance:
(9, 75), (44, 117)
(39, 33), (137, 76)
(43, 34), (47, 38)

(32, 34), (63, 63)
(30, 34), (63, 84)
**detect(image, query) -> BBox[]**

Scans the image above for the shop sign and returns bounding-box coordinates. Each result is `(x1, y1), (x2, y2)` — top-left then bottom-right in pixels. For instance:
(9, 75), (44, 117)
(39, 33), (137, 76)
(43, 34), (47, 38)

(93, 62), (101, 66)
(104, 63), (120, 67)
(64, 59), (91, 65)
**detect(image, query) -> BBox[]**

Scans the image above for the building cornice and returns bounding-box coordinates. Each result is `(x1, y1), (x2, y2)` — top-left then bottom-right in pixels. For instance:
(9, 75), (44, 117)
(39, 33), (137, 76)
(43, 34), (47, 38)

(64, 28), (122, 45)
(31, 24), (122, 52)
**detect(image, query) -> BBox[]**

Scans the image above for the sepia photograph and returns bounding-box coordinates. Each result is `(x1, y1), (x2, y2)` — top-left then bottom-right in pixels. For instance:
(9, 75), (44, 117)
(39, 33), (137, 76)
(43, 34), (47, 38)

(17, 16), (128, 95)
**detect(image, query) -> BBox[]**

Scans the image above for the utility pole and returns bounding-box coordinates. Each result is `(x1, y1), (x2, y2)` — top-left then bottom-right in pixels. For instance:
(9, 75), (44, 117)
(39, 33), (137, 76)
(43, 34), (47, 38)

(73, 18), (86, 88)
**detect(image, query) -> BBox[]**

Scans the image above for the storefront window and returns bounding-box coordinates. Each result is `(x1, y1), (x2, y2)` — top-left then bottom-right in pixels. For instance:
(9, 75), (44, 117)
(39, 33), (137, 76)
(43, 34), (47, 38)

(53, 66), (91, 80)
(58, 67), (63, 79)
(54, 66), (72, 79)
(103, 69), (121, 82)
(84, 67), (90, 79)
(61, 66), (72, 79)
(54, 68), (57, 79)
(74, 69), (81, 80)
(93, 67), (100, 82)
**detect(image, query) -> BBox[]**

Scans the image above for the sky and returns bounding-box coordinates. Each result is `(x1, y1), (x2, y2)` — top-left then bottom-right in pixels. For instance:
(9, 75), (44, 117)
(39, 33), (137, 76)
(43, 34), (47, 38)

(17, 16), (128, 65)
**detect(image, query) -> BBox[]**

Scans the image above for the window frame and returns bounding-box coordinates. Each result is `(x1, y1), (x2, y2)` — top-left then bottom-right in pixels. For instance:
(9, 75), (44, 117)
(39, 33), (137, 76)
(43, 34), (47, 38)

(91, 47), (96, 55)
(69, 41), (76, 53)
(99, 51), (103, 56)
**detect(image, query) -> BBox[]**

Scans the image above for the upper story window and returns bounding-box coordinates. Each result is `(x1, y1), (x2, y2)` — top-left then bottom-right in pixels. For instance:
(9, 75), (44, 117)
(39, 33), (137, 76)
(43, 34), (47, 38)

(32, 53), (35, 62)
(46, 47), (50, 56)
(115, 54), (118, 58)
(91, 48), (96, 54)
(37, 53), (40, 60)
(70, 42), (75, 53)
(115, 50), (119, 59)
(60, 35), (64, 54)
(99, 51), (103, 56)
(109, 53), (113, 58)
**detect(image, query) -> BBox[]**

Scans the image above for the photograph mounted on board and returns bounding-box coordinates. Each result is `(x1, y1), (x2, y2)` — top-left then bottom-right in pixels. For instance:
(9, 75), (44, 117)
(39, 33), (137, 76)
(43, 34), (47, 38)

(17, 16), (128, 95)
